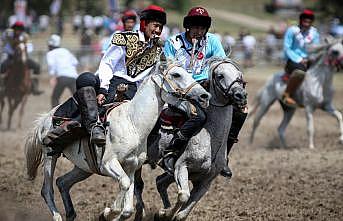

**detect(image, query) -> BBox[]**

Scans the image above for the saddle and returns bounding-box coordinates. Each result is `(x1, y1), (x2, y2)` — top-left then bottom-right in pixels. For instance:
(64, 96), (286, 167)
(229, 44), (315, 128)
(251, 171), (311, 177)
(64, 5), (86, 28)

(47, 96), (127, 173)
(281, 72), (291, 82)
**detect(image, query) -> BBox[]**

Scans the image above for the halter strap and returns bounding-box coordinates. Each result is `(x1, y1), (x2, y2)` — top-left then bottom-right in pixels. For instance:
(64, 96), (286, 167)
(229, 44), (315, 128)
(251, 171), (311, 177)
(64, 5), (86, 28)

(152, 64), (200, 100)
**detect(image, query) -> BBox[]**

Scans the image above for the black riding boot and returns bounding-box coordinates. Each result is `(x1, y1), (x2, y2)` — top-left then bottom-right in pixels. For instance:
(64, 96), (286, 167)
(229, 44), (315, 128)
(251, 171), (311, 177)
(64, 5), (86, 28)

(162, 131), (188, 175)
(220, 107), (248, 178)
(76, 86), (106, 146)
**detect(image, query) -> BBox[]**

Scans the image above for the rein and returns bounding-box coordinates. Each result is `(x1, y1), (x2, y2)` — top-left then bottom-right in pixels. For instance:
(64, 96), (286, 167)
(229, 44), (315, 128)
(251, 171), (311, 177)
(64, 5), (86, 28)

(152, 64), (200, 100)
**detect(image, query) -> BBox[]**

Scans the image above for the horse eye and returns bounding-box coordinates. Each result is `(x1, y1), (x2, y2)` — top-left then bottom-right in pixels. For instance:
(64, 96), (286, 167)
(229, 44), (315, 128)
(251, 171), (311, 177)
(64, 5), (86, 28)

(217, 74), (224, 80)
(171, 72), (181, 78)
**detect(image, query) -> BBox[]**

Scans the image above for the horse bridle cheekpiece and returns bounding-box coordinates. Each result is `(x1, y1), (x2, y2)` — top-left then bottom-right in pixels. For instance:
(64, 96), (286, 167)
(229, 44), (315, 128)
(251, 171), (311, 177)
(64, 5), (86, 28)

(211, 59), (246, 106)
(153, 64), (199, 100)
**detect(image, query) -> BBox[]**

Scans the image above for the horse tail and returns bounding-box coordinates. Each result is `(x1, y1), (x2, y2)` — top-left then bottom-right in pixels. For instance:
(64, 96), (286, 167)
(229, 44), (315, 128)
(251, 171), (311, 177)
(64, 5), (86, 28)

(24, 112), (51, 180)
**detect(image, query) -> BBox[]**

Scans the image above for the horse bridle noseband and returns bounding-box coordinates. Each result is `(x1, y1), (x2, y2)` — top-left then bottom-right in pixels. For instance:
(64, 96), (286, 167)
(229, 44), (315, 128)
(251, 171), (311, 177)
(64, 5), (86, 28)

(153, 64), (200, 100)
(210, 59), (246, 106)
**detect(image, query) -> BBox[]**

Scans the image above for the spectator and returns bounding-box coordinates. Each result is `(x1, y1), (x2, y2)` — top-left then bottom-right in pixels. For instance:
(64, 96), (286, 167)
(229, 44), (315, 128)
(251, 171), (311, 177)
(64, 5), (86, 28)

(223, 32), (236, 55)
(265, 28), (277, 62)
(242, 31), (256, 68)
(72, 12), (82, 34)
(46, 34), (78, 107)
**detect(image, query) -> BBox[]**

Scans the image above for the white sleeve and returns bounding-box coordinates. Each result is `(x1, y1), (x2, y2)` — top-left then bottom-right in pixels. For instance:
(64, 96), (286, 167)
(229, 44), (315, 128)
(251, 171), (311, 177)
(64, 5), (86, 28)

(46, 53), (56, 76)
(97, 45), (125, 90)
(69, 51), (79, 66)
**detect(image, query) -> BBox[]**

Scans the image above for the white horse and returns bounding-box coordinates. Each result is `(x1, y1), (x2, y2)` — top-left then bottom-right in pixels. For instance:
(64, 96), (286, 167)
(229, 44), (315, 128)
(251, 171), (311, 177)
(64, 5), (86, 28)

(24, 62), (211, 221)
(133, 57), (247, 221)
(250, 39), (343, 148)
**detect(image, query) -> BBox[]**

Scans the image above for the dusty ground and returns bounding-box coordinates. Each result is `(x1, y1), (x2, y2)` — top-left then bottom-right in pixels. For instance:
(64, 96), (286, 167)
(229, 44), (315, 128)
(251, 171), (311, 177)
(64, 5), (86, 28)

(0, 65), (342, 221)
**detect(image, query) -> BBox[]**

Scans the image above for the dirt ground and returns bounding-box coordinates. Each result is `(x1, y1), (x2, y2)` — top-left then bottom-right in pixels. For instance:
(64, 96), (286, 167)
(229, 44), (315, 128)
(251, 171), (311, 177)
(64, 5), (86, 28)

(0, 65), (342, 221)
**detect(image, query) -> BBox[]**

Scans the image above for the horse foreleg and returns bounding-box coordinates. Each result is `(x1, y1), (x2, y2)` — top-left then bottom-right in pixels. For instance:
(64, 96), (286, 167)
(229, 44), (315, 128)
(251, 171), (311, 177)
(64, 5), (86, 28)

(56, 166), (92, 221)
(17, 94), (28, 128)
(101, 158), (131, 220)
(175, 181), (211, 221)
(41, 148), (62, 221)
(305, 106), (315, 149)
(159, 165), (190, 221)
(116, 173), (135, 220)
(323, 104), (343, 144)
(278, 102), (296, 148)
(156, 172), (174, 209)
(133, 167), (146, 221)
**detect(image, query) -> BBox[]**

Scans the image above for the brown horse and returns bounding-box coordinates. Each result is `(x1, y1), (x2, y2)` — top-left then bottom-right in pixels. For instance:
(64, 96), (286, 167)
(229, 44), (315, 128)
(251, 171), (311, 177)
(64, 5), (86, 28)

(0, 42), (31, 129)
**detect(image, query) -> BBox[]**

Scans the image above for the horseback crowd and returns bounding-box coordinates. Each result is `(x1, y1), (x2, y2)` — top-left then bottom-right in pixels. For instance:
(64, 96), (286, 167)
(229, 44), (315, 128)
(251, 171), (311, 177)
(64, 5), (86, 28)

(2, 5), (323, 178)
(17, 5), (343, 221)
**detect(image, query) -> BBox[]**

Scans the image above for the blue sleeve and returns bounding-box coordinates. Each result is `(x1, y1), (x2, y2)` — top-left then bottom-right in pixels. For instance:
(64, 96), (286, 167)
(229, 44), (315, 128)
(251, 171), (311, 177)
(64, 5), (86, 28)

(284, 28), (302, 63)
(210, 35), (226, 58)
(163, 38), (176, 60)
(312, 30), (320, 44)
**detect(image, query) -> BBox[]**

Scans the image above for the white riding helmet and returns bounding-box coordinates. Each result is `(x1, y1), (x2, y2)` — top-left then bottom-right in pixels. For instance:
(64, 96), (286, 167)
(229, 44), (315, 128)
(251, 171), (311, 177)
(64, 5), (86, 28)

(48, 34), (61, 47)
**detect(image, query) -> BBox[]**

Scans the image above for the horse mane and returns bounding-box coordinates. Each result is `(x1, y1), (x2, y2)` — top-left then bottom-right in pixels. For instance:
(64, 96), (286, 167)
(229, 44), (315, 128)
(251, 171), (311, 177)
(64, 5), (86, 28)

(206, 56), (243, 74)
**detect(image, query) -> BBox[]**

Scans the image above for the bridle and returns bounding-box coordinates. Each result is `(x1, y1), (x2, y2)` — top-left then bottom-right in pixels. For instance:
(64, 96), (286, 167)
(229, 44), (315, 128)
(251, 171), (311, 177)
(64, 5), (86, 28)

(210, 59), (246, 107)
(152, 63), (200, 100)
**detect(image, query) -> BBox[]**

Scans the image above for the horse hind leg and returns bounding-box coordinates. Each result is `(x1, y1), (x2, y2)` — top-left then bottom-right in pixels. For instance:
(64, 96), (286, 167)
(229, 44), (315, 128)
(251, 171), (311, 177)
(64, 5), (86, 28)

(323, 105), (343, 144)
(278, 102), (296, 148)
(56, 166), (92, 221)
(41, 149), (62, 221)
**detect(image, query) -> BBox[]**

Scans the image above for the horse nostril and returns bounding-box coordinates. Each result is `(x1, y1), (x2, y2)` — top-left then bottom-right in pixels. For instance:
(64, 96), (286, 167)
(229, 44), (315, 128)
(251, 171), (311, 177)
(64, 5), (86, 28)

(200, 93), (209, 99)
(234, 91), (247, 101)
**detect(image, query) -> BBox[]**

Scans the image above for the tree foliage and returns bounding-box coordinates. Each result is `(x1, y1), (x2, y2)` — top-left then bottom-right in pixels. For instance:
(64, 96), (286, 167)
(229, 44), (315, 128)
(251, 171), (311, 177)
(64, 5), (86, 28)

(316, 0), (343, 20)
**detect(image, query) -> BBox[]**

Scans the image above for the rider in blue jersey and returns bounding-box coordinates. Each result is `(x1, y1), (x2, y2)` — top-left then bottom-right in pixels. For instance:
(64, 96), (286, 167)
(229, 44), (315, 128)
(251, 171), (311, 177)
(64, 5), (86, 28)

(282, 9), (320, 106)
(159, 6), (247, 178)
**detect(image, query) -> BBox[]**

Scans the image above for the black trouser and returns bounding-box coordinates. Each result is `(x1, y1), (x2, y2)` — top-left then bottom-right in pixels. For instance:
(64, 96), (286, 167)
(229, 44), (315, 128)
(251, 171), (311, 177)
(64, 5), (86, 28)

(285, 59), (307, 74)
(0, 57), (40, 75)
(51, 76), (76, 107)
(106, 76), (137, 103)
(176, 104), (207, 140)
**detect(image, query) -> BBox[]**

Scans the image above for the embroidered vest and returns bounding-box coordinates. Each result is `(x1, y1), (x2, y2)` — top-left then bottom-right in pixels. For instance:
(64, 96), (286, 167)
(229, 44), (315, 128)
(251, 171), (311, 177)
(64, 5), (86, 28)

(111, 32), (162, 78)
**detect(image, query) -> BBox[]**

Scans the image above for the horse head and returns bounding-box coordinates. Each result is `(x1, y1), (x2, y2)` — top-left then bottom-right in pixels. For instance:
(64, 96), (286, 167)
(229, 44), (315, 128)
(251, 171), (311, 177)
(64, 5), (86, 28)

(152, 61), (211, 109)
(326, 39), (343, 71)
(13, 41), (28, 64)
(207, 57), (247, 109)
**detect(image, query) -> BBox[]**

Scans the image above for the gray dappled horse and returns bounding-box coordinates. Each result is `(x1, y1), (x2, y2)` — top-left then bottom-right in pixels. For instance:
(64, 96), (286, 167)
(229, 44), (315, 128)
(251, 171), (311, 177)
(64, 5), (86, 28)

(24, 62), (210, 221)
(134, 57), (247, 221)
(250, 39), (343, 148)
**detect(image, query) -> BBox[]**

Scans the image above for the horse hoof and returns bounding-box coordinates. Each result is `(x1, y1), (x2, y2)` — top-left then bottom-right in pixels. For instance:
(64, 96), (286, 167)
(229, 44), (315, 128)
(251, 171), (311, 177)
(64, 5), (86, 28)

(52, 213), (63, 221)
(309, 144), (315, 149)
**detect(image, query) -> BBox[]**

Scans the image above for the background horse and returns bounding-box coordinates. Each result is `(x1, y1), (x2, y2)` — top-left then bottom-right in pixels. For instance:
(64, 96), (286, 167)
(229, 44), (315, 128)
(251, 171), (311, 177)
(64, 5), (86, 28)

(134, 57), (247, 221)
(250, 39), (343, 148)
(24, 62), (210, 221)
(0, 42), (31, 129)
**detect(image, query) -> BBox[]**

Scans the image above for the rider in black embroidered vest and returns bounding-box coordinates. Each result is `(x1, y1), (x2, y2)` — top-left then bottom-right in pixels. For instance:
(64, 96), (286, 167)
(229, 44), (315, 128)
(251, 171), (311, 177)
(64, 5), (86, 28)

(43, 5), (167, 149)
(154, 6), (248, 178)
